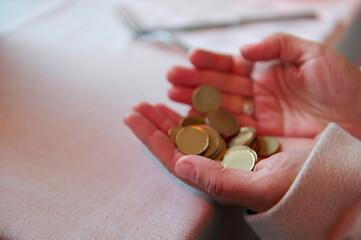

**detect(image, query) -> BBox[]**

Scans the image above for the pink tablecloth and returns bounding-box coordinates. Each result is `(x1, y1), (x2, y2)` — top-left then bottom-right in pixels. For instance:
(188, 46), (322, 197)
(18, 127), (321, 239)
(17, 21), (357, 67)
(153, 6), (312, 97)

(0, 0), (360, 239)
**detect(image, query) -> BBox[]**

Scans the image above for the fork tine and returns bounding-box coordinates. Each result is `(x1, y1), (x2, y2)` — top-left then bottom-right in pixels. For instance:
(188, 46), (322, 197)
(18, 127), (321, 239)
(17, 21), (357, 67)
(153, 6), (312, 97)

(121, 6), (146, 34)
(115, 6), (142, 35)
(115, 5), (189, 52)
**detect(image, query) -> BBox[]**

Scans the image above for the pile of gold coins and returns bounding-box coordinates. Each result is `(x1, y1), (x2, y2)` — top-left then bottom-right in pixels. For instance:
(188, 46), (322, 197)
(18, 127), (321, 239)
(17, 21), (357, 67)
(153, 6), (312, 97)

(168, 85), (280, 171)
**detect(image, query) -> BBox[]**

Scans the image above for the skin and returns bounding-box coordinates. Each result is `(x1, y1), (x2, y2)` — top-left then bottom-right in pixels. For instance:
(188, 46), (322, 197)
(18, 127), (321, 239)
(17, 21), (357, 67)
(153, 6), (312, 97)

(124, 33), (361, 213)
(168, 33), (361, 139)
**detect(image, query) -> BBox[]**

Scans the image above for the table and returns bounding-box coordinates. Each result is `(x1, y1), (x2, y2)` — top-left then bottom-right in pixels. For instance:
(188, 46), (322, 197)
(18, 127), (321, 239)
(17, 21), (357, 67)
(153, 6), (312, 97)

(0, 0), (360, 239)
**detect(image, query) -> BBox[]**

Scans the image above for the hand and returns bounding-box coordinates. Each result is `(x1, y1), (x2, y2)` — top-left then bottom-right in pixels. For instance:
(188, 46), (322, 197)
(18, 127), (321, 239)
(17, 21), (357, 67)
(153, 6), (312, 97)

(167, 33), (361, 139)
(124, 103), (316, 212)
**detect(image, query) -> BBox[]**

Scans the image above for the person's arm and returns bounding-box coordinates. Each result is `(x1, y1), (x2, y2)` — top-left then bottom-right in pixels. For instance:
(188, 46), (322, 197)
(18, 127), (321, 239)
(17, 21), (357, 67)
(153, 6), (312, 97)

(245, 123), (361, 239)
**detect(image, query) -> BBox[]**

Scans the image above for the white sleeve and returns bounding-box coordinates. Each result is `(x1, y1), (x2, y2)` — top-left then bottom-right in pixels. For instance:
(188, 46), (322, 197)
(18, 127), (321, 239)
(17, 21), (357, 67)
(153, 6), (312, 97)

(245, 123), (361, 240)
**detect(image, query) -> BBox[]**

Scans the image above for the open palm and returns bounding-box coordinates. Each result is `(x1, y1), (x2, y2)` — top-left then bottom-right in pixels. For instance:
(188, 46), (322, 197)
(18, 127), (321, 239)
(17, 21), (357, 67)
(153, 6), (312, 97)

(167, 33), (361, 138)
(124, 103), (316, 212)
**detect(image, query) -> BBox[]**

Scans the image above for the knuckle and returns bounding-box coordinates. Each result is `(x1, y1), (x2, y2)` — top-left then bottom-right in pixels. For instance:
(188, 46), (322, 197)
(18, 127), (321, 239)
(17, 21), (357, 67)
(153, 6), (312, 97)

(314, 43), (329, 56)
(202, 176), (225, 198)
(272, 32), (289, 39)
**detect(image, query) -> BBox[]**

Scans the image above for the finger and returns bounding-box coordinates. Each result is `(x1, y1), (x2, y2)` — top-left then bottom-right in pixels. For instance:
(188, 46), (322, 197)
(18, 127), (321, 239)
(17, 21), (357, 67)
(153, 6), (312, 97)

(123, 112), (183, 173)
(189, 49), (253, 76)
(236, 115), (258, 128)
(221, 94), (249, 115)
(168, 85), (250, 115)
(168, 85), (193, 105)
(175, 155), (262, 211)
(124, 110), (216, 192)
(241, 32), (317, 64)
(133, 102), (175, 135)
(187, 109), (258, 130)
(167, 66), (253, 97)
(154, 103), (182, 126)
(187, 108), (202, 116)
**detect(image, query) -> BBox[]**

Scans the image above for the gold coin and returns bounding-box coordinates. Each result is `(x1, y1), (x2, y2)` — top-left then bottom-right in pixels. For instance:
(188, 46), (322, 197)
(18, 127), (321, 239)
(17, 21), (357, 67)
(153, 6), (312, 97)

(206, 109), (240, 136)
(180, 115), (205, 127)
(175, 126), (209, 155)
(228, 126), (257, 148)
(222, 150), (256, 171)
(198, 125), (220, 158)
(257, 136), (280, 157)
(225, 145), (252, 156)
(242, 99), (254, 115)
(249, 149), (258, 163)
(192, 85), (221, 114)
(208, 133), (224, 159)
(168, 125), (182, 143)
(250, 138), (261, 152)
(214, 138), (227, 160)
(225, 146), (258, 163)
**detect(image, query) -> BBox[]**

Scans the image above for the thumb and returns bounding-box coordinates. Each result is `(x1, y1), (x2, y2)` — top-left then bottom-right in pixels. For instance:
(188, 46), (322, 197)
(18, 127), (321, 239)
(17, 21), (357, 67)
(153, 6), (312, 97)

(175, 155), (259, 209)
(241, 33), (319, 64)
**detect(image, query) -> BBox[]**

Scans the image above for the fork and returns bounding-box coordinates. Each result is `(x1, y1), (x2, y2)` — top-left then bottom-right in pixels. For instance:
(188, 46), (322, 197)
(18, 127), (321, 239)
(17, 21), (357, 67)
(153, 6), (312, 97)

(115, 5), (190, 52)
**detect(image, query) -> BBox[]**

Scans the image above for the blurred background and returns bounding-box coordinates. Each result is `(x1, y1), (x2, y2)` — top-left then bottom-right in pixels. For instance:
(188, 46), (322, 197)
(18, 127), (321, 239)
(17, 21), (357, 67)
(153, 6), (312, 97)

(1, 0), (361, 63)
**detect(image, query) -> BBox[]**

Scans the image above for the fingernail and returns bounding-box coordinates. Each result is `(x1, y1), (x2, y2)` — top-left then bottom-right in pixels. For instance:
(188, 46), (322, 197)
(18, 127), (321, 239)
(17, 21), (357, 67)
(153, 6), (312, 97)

(176, 161), (197, 182)
(122, 113), (132, 124)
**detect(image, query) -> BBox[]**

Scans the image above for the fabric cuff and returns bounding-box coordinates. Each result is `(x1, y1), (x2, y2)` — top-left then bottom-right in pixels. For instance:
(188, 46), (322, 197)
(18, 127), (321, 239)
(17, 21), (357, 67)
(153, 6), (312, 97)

(244, 123), (361, 239)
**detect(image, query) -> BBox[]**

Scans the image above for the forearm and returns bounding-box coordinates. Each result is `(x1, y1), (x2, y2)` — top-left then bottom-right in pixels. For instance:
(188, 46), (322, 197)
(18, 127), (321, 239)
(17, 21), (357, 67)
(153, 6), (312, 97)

(245, 123), (361, 239)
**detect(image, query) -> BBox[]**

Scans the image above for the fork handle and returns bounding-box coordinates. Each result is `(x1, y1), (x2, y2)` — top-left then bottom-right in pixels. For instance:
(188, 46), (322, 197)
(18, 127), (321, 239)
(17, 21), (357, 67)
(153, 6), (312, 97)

(143, 10), (316, 33)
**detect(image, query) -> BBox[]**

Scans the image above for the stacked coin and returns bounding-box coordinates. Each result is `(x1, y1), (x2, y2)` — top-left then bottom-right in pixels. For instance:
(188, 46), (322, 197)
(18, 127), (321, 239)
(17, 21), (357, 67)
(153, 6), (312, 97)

(223, 127), (280, 171)
(169, 84), (280, 171)
(222, 145), (257, 171)
(228, 126), (280, 157)
(168, 120), (227, 160)
(192, 85), (221, 114)
(192, 85), (240, 137)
